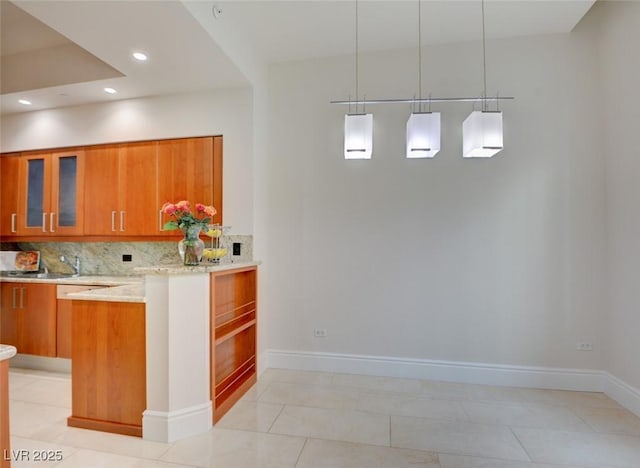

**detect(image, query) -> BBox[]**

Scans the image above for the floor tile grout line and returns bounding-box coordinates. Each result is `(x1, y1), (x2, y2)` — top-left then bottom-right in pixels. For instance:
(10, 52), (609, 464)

(155, 438), (179, 463)
(64, 448), (200, 468)
(260, 397), (621, 436)
(264, 378), (434, 400)
(9, 396), (71, 411)
(292, 437), (308, 468)
(266, 402), (287, 433)
(508, 425), (534, 463)
(567, 405), (602, 435)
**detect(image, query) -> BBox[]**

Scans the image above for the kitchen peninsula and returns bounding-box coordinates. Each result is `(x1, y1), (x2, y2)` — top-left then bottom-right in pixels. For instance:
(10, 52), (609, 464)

(64, 261), (259, 443)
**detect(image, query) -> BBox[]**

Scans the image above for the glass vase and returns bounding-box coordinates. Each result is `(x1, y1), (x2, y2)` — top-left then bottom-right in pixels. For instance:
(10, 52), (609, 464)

(178, 226), (205, 266)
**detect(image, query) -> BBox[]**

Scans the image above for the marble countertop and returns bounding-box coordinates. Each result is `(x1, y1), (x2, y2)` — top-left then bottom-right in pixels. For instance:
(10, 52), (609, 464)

(64, 283), (145, 303)
(136, 260), (260, 275)
(2, 262), (258, 303)
(0, 344), (17, 361)
(0, 275), (143, 286)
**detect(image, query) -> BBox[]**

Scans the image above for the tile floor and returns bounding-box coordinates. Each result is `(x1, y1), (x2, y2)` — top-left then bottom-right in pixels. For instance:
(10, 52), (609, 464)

(7, 367), (640, 467)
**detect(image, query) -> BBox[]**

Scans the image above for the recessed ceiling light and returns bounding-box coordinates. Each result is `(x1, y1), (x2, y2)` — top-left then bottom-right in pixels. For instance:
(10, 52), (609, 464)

(132, 52), (148, 61)
(18, 99), (32, 105)
(104, 87), (117, 94)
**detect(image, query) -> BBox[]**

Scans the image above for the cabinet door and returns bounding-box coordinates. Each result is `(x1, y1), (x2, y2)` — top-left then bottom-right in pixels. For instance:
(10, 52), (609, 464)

(50, 150), (84, 235)
(157, 137), (215, 236)
(0, 283), (56, 357)
(0, 283), (20, 348)
(19, 283), (57, 357)
(118, 142), (157, 235)
(70, 301), (146, 435)
(0, 155), (21, 237)
(56, 299), (72, 359)
(16, 150), (84, 236)
(84, 145), (120, 235)
(17, 152), (52, 236)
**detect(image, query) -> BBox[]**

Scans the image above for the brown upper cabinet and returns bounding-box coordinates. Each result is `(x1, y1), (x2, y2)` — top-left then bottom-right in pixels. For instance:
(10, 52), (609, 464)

(16, 150), (85, 236)
(0, 153), (21, 237)
(84, 142), (158, 236)
(157, 136), (223, 235)
(1, 136), (222, 240)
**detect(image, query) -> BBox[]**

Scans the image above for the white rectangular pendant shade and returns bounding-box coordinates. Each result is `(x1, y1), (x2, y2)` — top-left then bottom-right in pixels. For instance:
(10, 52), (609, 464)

(344, 113), (373, 159)
(462, 111), (503, 158)
(406, 112), (441, 158)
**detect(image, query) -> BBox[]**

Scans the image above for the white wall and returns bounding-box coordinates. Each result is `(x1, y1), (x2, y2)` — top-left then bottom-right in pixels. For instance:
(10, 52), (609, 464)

(260, 26), (606, 371)
(0, 88), (254, 234)
(599, 1), (640, 391)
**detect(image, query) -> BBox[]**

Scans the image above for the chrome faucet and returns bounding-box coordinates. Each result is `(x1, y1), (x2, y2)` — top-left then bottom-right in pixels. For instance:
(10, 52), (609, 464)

(60, 255), (80, 276)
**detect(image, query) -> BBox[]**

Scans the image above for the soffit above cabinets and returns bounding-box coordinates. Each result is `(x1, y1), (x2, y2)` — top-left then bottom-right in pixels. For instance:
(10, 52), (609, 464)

(0, 1), (124, 95)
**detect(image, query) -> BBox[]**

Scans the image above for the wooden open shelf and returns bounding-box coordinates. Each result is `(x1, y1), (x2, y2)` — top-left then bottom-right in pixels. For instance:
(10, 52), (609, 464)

(210, 266), (257, 423)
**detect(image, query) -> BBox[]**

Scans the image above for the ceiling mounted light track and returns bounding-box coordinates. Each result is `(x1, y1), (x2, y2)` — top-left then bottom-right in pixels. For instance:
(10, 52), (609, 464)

(331, 96), (513, 106)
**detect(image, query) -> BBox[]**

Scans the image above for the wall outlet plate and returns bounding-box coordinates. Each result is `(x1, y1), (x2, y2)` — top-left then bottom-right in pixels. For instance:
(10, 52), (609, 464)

(314, 329), (327, 337)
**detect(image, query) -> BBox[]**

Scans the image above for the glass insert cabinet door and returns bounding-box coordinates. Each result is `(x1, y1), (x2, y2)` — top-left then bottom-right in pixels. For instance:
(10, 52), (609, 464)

(19, 151), (84, 236)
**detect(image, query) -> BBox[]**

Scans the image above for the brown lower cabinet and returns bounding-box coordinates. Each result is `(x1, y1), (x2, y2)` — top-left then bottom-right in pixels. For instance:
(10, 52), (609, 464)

(210, 266), (257, 422)
(0, 283), (56, 357)
(67, 300), (146, 437)
(55, 299), (72, 359)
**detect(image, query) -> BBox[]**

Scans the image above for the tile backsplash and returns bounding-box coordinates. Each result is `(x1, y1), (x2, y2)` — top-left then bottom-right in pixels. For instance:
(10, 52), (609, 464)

(1, 236), (252, 276)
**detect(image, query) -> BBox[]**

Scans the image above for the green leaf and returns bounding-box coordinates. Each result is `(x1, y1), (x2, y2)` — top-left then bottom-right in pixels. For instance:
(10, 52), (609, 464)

(163, 221), (178, 230)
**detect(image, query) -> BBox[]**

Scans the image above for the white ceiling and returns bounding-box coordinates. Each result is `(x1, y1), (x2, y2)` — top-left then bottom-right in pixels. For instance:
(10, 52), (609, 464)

(0, 0), (596, 116)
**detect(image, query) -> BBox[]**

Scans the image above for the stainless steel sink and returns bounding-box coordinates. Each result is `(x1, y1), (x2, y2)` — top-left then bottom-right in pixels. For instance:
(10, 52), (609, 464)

(0, 271), (77, 280)
(34, 272), (78, 279)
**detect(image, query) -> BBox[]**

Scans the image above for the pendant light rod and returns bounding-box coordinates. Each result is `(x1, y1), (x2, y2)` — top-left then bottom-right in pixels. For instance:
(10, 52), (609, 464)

(418, 0), (422, 109)
(332, 96), (513, 105)
(355, 0), (360, 112)
(482, 0), (488, 112)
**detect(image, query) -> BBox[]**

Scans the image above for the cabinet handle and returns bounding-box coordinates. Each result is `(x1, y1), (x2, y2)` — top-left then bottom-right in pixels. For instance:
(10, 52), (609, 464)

(12, 287), (17, 309)
(42, 213), (47, 232)
(11, 213), (16, 233)
(50, 212), (55, 232)
(120, 211), (125, 232)
(19, 288), (25, 309)
(159, 210), (163, 231)
(111, 211), (117, 232)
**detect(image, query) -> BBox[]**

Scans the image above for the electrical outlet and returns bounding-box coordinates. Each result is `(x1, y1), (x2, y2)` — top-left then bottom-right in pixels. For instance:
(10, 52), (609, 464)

(576, 341), (593, 351)
(314, 329), (327, 338)
(233, 242), (241, 256)
(122, 254), (132, 262)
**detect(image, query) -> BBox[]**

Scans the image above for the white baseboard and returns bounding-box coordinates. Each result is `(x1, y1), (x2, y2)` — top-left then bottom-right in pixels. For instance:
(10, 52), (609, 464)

(604, 372), (640, 417)
(265, 349), (640, 416)
(9, 354), (71, 374)
(142, 402), (212, 443)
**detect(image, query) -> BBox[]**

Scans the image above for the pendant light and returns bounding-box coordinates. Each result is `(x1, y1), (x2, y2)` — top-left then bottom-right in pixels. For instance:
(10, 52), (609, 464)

(406, 0), (440, 158)
(462, 0), (503, 158)
(344, 0), (373, 159)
